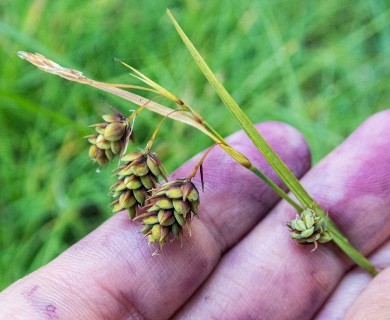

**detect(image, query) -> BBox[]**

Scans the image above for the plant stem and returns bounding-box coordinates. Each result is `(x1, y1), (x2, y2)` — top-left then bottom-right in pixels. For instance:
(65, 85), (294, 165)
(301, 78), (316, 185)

(251, 167), (302, 211)
(313, 204), (379, 276)
(184, 105), (302, 209)
(167, 9), (378, 276)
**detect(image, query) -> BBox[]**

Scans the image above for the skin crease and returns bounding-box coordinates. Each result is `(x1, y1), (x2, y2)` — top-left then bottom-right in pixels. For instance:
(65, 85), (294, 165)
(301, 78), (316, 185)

(0, 111), (389, 320)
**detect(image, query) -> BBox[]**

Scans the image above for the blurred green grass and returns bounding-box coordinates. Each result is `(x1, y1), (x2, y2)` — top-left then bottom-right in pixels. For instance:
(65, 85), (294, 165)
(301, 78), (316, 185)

(1, 0), (389, 289)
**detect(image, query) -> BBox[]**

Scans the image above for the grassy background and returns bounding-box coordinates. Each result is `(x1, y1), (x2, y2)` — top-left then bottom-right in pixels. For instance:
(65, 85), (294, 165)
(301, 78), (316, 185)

(1, 0), (389, 289)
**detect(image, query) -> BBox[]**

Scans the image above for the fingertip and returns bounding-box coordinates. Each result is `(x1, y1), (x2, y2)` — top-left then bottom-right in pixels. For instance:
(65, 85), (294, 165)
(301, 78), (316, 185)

(360, 109), (390, 130)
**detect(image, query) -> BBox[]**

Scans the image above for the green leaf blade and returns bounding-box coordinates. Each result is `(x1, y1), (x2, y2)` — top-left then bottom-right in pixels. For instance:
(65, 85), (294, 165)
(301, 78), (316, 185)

(167, 9), (378, 276)
(167, 9), (312, 207)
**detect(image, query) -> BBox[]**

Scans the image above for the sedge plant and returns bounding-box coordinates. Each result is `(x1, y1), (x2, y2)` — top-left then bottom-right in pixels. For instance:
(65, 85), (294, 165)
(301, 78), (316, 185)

(18, 10), (378, 276)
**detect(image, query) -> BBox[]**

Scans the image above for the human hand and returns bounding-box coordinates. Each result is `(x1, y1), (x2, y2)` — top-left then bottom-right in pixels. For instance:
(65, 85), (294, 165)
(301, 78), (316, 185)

(1, 111), (389, 320)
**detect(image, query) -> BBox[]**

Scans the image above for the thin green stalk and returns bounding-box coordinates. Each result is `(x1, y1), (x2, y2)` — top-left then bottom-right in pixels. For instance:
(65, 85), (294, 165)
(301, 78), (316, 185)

(251, 167), (302, 211)
(167, 9), (378, 276)
(314, 205), (379, 276)
(167, 9), (310, 206)
(183, 103), (302, 210)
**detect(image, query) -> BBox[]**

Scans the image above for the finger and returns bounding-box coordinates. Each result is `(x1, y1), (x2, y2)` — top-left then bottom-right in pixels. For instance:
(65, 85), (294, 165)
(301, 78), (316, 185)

(0, 122), (311, 320)
(315, 239), (390, 320)
(175, 110), (390, 320)
(344, 262), (390, 319)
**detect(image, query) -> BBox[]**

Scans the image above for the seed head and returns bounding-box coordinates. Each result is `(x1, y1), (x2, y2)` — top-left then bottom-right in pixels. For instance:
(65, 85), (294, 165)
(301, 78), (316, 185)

(110, 150), (168, 219)
(86, 110), (132, 165)
(287, 208), (332, 249)
(138, 179), (199, 245)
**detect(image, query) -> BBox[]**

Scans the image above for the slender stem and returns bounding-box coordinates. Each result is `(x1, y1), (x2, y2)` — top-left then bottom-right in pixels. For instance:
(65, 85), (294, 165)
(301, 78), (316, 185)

(313, 205), (379, 276)
(332, 231), (378, 275)
(127, 95), (163, 122)
(119, 60), (184, 106)
(146, 110), (183, 150)
(251, 167), (302, 211)
(188, 144), (217, 179)
(167, 9), (379, 276)
(182, 103), (302, 208)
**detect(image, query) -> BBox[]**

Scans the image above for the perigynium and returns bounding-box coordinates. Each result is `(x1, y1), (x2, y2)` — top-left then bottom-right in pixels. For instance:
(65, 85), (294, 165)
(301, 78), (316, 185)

(110, 149), (168, 219)
(136, 179), (199, 245)
(86, 110), (132, 165)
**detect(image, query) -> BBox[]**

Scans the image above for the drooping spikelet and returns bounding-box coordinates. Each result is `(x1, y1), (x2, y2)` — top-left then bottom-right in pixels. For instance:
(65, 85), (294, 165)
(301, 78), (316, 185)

(110, 150), (168, 219)
(138, 179), (199, 245)
(86, 111), (132, 165)
(287, 208), (332, 249)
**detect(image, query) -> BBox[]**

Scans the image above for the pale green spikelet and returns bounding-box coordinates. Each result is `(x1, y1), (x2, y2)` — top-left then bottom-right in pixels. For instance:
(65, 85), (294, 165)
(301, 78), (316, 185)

(287, 208), (332, 249)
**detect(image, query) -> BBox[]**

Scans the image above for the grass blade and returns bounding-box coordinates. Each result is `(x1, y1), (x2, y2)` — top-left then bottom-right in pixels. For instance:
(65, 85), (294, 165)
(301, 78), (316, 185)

(166, 9), (312, 207)
(167, 9), (378, 276)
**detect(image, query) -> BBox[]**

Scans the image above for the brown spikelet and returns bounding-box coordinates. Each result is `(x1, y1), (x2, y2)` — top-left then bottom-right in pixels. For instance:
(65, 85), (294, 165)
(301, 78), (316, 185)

(140, 179), (199, 245)
(86, 110), (133, 165)
(110, 150), (167, 219)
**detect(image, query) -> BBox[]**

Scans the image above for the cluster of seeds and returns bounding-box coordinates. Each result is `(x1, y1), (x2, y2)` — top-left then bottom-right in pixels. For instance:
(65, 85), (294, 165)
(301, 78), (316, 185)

(287, 208), (332, 248)
(137, 179), (199, 244)
(110, 150), (168, 219)
(86, 112), (132, 165)
(86, 111), (202, 246)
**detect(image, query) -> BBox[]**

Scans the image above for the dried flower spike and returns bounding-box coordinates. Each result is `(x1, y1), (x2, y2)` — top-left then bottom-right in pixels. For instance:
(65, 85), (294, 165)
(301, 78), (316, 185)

(287, 208), (332, 250)
(110, 150), (168, 219)
(86, 110), (132, 165)
(138, 178), (199, 245)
